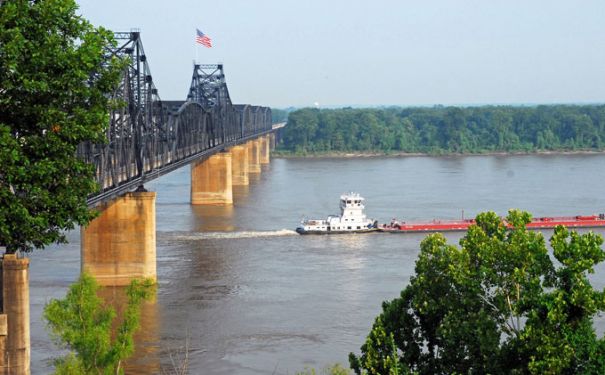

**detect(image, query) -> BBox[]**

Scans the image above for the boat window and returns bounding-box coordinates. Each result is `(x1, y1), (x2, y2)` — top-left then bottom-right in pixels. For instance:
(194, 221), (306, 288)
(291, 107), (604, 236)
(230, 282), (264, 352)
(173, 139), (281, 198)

(347, 200), (351, 204)
(347, 226), (352, 230)
(357, 226), (361, 229)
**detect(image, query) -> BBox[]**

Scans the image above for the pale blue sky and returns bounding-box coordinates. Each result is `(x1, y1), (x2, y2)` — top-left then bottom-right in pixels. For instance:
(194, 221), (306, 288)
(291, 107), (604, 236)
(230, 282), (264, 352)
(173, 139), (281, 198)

(77, 0), (605, 108)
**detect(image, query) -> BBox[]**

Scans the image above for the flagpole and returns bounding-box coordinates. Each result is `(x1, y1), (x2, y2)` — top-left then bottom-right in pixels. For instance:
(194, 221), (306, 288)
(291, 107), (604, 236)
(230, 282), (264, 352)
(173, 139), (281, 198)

(193, 29), (198, 64)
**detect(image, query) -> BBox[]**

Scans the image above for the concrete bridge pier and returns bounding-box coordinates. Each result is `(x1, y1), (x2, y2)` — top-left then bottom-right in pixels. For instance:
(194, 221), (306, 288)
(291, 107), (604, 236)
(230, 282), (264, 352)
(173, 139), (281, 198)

(230, 145), (249, 186)
(191, 152), (233, 205)
(269, 133), (276, 150)
(0, 314), (7, 374)
(247, 139), (261, 173)
(260, 135), (271, 165)
(81, 191), (157, 287)
(0, 254), (30, 375)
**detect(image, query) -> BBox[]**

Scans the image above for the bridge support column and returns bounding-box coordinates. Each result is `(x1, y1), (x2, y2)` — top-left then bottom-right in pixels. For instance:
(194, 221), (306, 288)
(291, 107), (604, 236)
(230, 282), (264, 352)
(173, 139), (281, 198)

(0, 254), (30, 375)
(269, 133), (276, 150)
(191, 152), (233, 205)
(81, 192), (157, 287)
(0, 314), (6, 373)
(247, 140), (261, 173)
(230, 145), (249, 186)
(260, 135), (271, 165)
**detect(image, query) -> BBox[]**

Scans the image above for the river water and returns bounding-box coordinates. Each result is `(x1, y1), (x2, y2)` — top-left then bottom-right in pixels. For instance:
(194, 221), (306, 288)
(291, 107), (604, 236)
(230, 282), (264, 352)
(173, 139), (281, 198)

(29, 154), (605, 374)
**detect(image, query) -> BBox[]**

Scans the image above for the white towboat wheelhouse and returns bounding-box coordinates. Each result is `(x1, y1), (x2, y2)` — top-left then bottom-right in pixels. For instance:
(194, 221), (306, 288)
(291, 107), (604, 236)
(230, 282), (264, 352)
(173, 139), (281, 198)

(296, 192), (378, 234)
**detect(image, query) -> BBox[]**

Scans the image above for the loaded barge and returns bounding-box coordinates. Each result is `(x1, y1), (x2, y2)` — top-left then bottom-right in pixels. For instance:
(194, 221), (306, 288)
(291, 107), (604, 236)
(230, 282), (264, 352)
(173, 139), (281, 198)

(296, 193), (605, 235)
(380, 215), (605, 233)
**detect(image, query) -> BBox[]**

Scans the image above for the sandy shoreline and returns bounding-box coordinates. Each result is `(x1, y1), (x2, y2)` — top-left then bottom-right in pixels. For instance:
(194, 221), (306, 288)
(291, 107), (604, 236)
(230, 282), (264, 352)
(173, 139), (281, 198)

(272, 150), (605, 159)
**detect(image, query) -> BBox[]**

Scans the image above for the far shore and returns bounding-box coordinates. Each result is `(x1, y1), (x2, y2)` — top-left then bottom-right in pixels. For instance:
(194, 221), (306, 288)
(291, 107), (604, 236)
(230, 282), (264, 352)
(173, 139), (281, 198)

(272, 150), (605, 159)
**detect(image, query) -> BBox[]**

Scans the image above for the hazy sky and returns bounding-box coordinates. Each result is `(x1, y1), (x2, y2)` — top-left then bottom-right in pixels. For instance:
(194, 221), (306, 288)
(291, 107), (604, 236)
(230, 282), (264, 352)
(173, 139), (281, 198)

(77, 0), (605, 108)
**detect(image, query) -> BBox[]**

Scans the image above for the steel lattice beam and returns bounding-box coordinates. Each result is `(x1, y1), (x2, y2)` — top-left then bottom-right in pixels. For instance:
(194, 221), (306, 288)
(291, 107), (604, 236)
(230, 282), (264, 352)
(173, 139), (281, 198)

(77, 32), (273, 206)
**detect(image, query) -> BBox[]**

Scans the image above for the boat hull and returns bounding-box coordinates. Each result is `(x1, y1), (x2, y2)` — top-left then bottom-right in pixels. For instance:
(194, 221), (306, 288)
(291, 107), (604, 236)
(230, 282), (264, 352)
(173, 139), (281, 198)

(296, 227), (379, 235)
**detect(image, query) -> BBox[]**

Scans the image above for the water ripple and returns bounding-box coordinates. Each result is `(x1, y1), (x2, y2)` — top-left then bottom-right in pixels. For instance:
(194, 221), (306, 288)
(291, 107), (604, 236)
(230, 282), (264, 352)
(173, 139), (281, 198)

(159, 229), (298, 241)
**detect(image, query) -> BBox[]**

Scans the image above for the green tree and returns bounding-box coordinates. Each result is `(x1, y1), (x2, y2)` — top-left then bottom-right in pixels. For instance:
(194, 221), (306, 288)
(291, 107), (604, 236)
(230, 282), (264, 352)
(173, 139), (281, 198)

(521, 226), (605, 373)
(0, 0), (122, 253)
(296, 364), (353, 375)
(283, 108), (319, 153)
(278, 105), (605, 156)
(351, 211), (605, 374)
(271, 108), (289, 123)
(442, 107), (466, 151)
(349, 316), (409, 375)
(44, 273), (156, 374)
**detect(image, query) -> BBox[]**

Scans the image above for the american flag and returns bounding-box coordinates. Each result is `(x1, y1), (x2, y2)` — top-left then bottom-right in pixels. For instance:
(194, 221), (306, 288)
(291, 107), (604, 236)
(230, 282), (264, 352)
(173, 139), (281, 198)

(196, 29), (212, 48)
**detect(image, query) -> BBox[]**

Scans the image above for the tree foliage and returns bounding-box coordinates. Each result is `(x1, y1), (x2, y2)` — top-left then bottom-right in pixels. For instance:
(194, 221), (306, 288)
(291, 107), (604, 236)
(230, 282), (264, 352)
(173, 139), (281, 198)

(0, 0), (123, 252)
(349, 317), (408, 375)
(296, 363), (354, 375)
(271, 107), (290, 123)
(280, 106), (605, 155)
(44, 273), (156, 374)
(350, 211), (605, 374)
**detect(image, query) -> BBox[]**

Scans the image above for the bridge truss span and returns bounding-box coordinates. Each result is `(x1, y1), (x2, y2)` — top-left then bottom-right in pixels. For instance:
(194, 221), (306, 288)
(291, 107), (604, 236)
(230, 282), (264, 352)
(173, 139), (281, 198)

(78, 32), (273, 206)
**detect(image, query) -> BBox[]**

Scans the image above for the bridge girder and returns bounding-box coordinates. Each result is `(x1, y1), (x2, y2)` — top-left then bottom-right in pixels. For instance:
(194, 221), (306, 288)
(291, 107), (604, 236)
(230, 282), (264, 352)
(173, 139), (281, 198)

(77, 32), (273, 206)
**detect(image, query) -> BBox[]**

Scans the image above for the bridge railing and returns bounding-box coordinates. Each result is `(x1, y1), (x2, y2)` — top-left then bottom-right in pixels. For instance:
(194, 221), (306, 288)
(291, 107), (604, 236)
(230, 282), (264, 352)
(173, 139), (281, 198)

(78, 32), (273, 206)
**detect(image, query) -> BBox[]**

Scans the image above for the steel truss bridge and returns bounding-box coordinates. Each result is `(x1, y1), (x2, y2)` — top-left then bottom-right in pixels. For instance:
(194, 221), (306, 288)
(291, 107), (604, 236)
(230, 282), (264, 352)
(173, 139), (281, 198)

(77, 31), (273, 206)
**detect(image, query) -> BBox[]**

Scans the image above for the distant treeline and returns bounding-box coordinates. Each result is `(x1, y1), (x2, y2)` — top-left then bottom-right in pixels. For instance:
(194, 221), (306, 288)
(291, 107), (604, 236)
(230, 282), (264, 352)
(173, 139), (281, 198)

(271, 108), (289, 123)
(277, 105), (605, 154)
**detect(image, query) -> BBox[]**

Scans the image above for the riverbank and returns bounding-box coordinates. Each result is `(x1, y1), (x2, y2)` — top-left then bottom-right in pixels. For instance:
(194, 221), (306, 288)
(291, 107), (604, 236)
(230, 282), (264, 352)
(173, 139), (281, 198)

(272, 149), (605, 159)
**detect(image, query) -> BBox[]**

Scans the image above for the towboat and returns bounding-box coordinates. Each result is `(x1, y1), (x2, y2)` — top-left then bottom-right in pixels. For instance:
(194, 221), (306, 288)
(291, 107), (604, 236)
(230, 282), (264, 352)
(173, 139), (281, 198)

(296, 192), (378, 234)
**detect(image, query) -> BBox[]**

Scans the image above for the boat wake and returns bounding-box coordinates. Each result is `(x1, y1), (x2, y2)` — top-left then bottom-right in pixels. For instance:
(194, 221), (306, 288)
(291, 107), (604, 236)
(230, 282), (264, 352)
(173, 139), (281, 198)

(160, 229), (298, 241)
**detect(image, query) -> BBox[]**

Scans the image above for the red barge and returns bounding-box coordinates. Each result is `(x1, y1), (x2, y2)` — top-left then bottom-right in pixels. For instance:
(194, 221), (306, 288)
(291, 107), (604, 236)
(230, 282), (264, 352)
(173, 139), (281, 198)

(379, 214), (605, 233)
